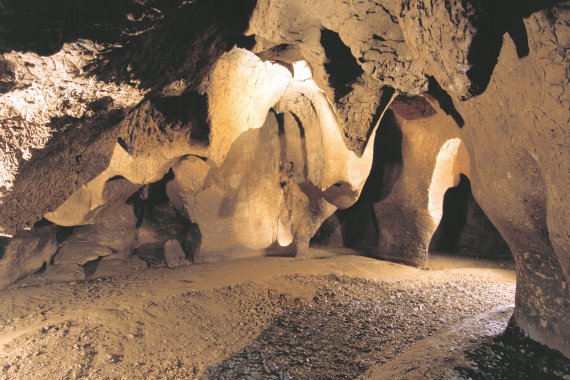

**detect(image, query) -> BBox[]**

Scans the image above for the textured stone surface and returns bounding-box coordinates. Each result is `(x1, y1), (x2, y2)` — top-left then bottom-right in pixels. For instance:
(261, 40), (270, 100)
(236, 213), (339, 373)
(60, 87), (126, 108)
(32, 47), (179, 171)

(0, 225), (58, 290)
(248, 0), (406, 153)
(165, 50), (378, 261)
(0, 0), (567, 359)
(339, 96), (467, 266)
(52, 202), (138, 267)
(451, 9), (570, 357)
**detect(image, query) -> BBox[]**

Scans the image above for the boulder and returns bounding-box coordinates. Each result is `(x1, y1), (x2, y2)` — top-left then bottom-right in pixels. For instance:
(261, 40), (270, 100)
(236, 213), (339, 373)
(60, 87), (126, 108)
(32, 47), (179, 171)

(0, 225), (58, 290)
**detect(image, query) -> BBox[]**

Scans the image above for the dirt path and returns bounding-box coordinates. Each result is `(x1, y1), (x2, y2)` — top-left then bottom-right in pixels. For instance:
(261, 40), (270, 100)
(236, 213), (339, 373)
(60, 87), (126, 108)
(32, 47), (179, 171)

(0, 252), (520, 379)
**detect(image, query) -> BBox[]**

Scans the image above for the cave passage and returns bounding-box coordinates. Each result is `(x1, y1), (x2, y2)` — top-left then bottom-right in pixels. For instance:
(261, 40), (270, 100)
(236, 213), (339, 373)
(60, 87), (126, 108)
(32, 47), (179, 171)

(0, 0), (568, 378)
(429, 174), (513, 261)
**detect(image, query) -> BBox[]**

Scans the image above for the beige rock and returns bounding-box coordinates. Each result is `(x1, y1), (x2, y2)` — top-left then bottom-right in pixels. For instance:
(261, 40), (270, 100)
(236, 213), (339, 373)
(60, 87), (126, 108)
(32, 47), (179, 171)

(354, 96), (468, 267)
(206, 48), (292, 164)
(165, 50), (378, 262)
(52, 202), (138, 267)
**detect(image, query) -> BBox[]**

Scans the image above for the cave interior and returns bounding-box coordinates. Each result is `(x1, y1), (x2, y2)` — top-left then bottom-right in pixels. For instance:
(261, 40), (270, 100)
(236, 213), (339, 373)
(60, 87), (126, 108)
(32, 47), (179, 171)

(0, 0), (569, 378)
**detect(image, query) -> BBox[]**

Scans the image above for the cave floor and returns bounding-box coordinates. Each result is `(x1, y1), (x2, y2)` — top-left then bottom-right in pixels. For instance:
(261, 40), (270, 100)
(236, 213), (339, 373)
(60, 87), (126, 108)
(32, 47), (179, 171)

(0, 251), (568, 379)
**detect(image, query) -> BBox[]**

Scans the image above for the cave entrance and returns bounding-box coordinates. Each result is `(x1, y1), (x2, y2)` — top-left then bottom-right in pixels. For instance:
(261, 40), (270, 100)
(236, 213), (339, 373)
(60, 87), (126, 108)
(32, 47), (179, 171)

(428, 174), (513, 266)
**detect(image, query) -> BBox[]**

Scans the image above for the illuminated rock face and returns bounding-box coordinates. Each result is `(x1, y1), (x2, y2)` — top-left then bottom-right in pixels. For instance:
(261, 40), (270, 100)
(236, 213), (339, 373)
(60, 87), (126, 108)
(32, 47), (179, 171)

(166, 49), (377, 261)
(1, 47), (378, 267)
(0, 0), (568, 358)
(350, 96), (471, 268)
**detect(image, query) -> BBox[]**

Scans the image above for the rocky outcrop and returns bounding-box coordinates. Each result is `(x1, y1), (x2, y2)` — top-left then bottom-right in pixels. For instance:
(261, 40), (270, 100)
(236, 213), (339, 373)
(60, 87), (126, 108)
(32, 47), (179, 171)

(430, 175), (512, 258)
(338, 95), (469, 266)
(0, 224), (58, 289)
(165, 49), (378, 261)
(248, 0), (410, 153)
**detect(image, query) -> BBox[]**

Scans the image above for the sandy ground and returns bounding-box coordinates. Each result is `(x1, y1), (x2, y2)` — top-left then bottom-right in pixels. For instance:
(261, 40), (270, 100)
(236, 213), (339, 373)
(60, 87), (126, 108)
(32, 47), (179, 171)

(0, 250), (565, 379)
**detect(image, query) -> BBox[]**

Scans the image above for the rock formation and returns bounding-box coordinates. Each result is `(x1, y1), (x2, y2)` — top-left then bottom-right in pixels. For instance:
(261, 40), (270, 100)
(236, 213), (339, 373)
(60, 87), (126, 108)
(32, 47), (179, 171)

(0, 0), (568, 358)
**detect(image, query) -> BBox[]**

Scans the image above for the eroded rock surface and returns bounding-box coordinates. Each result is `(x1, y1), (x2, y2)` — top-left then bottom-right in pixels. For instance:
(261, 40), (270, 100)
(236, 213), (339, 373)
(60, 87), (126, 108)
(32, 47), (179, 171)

(0, 0), (568, 359)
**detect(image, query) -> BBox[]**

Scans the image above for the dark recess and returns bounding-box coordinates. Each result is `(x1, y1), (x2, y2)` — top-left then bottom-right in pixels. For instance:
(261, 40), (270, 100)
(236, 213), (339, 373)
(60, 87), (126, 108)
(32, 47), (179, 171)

(427, 76), (465, 128)
(0, 236), (10, 260)
(152, 91), (210, 144)
(92, 0), (259, 89)
(320, 28), (364, 101)
(429, 174), (512, 259)
(0, 0), (153, 55)
(128, 169), (202, 262)
(129, 169), (175, 228)
(310, 217), (342, 248)
(337, 109), (403, 253)
(82, 256), (103, 278)
(460, 0), (563, 98)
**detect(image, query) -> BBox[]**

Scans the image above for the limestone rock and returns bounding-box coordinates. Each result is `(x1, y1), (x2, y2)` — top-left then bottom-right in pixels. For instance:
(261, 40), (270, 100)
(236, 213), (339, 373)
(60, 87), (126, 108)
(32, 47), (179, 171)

(165, 49), (378, 262)
(0, 0), (567, 359)
(0, 225), (58, 290)
(340, 96), (467, 267)
(52, 202), (138, 267)
(248, 0), (408, 153)
(206, 48), (292, 164)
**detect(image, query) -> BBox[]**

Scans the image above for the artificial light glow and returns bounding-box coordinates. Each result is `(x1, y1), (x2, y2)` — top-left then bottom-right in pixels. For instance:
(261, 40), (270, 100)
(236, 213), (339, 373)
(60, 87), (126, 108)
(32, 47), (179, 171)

(292, 60), (313, 81)
(277, 218), (294, 247)
(428, 138), (463, 224)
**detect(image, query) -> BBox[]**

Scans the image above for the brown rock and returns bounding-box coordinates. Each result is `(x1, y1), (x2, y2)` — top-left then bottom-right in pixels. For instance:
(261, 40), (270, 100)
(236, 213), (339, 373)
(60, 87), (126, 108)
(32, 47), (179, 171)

(0, 225), (58, 290)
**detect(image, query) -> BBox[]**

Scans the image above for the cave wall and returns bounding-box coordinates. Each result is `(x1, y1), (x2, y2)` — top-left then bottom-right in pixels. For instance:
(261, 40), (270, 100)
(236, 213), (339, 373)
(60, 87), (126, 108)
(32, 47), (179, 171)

(339, 95), (469, 267)
(0, 0), (568, 358)
(453, 9), (570, 357)
(430, 175), (513, 258)
(165, 48), (378, 261)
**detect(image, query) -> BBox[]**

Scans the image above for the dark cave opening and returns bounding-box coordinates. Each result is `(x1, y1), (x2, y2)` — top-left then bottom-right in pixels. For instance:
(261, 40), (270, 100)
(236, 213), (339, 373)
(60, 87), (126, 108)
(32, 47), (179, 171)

(335, 109), (403, 253)
(152, 91), (210, 144)
(429, 174), (513, 260)
(311, 108), (403, 252)
(320, 28), (364, 101)
(130, 169), (201, 264)
(429, 174), (470, 253)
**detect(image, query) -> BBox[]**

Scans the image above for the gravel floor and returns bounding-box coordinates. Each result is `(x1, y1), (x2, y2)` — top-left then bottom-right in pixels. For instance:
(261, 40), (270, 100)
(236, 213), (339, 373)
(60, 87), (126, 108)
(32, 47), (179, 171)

(3, 256), (565, 380)
(202, 275), (515, 379)
(456, 323), (570, 379)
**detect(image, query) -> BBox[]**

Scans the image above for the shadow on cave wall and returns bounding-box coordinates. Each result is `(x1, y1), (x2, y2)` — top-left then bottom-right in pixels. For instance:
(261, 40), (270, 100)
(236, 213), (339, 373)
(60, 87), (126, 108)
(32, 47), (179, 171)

(427, 76), (465, 128)
(151, 91), (211, 145)
(333, 109), (403, 254)
(463, 0), (564, 98)
(320, 28), (364, 101)
(425, 0), (563, 127)
(0, 0), (152, 55)
(91, 0), (258, 91)
(429, 174), (512, 259)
